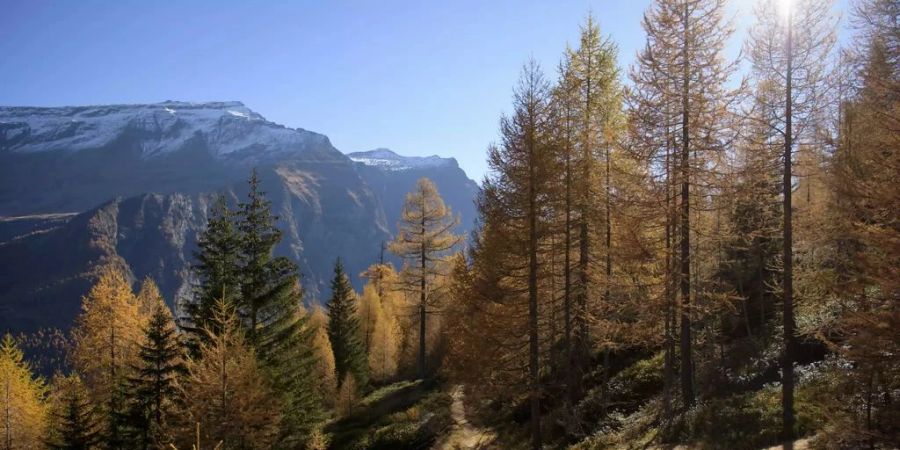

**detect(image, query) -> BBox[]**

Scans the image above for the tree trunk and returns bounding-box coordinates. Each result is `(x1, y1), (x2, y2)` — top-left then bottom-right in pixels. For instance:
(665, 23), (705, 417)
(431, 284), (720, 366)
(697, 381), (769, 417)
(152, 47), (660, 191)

(782, 6), (796, 445)
(679, 0), (695, 408)
(527, 96), (542, 450)
(419, 213), (428, 380)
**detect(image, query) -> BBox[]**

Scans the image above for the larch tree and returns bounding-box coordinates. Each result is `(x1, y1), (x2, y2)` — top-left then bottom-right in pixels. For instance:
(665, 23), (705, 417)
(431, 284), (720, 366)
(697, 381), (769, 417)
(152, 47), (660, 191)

(478, 60), (556, 450)
(0, 334), (46, 450)
(358, 283), (399, 384)
(179, 299), (280, 450)
(631, 0), (740, 408)
(307, 307), (337, 409)
(549, 51), (579, 395)
(747, 0), (836, 439)
(69, 267), (145, 447)
(389, 177), (460, 380)
(825, 0), (899, 445)
(566, 16), (622, 396)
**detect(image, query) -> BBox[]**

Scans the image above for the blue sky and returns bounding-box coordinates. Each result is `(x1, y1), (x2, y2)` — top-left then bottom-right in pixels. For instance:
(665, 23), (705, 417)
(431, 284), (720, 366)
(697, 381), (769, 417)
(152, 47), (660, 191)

(0, 0), (849, 181)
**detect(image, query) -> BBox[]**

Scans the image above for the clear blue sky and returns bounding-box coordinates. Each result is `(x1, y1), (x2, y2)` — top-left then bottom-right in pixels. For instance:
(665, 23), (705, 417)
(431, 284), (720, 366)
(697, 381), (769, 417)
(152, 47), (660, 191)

(0, 0), (849, 181)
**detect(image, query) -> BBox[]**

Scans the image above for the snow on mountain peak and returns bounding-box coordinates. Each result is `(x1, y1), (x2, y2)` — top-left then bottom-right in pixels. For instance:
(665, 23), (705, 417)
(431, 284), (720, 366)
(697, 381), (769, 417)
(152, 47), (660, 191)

(346, 148), (457, 171)
(0, 101), (332, 161)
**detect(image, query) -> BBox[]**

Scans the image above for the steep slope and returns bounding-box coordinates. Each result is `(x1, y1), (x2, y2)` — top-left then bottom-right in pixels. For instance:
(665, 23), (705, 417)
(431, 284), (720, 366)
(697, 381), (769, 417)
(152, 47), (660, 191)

(0, 103), (479, 335)
(0, 102), (389, 333)
(0, 101), (340, 215)
(348, 148), (479, 237)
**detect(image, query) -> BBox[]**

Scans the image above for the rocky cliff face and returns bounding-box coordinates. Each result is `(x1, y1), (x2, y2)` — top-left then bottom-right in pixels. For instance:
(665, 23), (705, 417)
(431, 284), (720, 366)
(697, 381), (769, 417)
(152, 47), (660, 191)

(0, 103), (478, 334)
(348, 148), (479, 237)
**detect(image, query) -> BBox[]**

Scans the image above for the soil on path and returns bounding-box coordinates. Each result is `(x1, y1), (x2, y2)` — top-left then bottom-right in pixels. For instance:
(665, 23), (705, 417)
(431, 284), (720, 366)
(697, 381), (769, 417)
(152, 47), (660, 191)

(432, 385), (495, 450)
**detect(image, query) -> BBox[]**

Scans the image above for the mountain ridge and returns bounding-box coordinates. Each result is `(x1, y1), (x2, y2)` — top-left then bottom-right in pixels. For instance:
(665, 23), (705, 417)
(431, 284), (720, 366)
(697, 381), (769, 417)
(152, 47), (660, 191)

(0, 101), (479, 335)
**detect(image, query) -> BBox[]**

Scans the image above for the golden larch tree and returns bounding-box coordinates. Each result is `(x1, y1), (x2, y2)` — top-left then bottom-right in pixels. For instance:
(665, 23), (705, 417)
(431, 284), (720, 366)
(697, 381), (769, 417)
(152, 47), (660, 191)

(0, 334), (47, 450)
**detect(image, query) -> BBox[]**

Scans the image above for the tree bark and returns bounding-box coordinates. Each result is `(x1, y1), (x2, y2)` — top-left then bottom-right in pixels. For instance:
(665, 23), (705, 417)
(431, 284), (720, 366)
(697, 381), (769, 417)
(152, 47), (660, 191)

(782, 6), (796, 445)
(679, 0), (695, 408)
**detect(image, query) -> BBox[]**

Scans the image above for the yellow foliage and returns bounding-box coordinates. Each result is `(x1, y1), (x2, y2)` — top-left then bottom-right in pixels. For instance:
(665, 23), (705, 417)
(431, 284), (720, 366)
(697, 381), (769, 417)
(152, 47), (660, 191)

(336, 373), (358, 417)
(0, 334), (47, 450)
(308, 306), (337, 407)
(70, 267), (143, 404)
(359, 284), (400, 383)
(135, 277), (164, 326)
(179, 300), (280, 450)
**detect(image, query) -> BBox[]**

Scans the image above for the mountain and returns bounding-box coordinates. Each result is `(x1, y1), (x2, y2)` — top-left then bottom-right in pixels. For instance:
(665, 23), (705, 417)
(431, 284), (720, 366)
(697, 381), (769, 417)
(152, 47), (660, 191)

(347, 148), (479, 237)
(0, 102), (478, 334)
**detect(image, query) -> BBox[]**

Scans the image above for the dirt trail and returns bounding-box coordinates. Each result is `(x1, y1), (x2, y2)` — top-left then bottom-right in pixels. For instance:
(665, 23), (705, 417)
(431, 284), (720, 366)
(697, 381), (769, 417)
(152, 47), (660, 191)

(433, 385), (495, 450)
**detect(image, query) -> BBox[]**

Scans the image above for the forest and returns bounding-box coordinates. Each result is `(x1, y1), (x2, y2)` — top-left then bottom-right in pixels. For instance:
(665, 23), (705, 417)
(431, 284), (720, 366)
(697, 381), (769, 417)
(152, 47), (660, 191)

(1, 0), (898, 448)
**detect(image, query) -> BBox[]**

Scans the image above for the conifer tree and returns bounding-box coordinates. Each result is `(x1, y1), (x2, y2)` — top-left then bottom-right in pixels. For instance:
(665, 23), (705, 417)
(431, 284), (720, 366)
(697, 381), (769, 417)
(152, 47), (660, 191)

(631, 0), (740, 408)
(566, 17), (623, 395)
(0, 334), (46, 450)
(308, 307), (337, 409)
(187, 194), (242, 340)
(389, 178), (460, 379)
(326, 259), (368, 390)
(358, 283), (399, 383)
(190, 172), (322, 447)
(824, 0), (899, 444)
(747, 0), (836, 438)
(124, 287), (184, 450)
(46, 374), (100, 450)
(179, 299), (280, 450)
(70, 267), (144, 448)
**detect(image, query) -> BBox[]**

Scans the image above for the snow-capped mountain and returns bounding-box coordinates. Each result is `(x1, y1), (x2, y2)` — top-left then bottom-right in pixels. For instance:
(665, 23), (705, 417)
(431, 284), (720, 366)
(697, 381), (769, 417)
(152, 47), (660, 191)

(347, 148), (456, 171)
(0, 101), (480, 336)
(0, 101), (335, 163)
(347, 148), (479, 237)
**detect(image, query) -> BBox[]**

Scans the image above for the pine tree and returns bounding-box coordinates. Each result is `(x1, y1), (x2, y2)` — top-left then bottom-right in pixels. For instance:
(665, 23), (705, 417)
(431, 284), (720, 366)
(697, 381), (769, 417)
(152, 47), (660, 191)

(326, 259), (368, 390)
(187, 194), (243, 341)
(388, 178), (461, 379)
(0, 334), (47, 450)
(46, 374), (100, 450)
(189, 171), (322, 447)
(179, 299), (280, 450)
(124, 286), (185, 450)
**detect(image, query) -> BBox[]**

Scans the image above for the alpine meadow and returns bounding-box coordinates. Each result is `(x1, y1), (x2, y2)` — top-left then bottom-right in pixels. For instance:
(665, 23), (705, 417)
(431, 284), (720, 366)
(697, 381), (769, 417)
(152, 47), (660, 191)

(0, 0), (898, 449)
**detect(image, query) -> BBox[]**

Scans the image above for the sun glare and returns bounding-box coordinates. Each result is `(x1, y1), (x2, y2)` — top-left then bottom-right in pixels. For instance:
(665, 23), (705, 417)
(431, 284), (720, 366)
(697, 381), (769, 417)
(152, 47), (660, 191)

(777, 0), (793, 18)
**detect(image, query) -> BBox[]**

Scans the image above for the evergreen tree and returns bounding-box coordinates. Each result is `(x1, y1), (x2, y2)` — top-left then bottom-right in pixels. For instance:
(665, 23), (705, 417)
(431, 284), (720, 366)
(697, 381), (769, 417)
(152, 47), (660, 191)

(46, 374), (100, 450)
(179, 299), (280, 450)
(190, 171), (322, 447)
(1, 334), (47, 450)
(124, 287), (185, 450)
(187, 194), (242, 342)
(326, 259), (368, 390)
